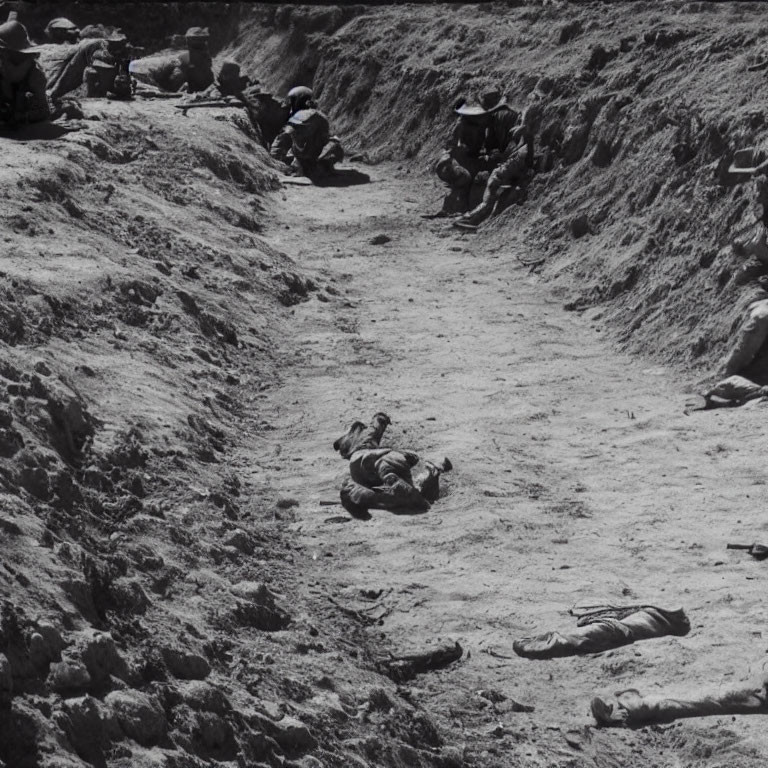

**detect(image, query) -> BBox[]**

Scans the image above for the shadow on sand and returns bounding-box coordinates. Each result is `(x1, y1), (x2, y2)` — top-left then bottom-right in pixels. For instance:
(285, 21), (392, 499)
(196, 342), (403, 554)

(312, 168), (371, 187)
(0, 122), (76, 142)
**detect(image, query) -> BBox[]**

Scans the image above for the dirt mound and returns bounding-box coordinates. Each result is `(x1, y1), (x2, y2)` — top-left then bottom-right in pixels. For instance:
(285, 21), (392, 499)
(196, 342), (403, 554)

(225, 1), (768, 384)
(0, 100), (453, 767)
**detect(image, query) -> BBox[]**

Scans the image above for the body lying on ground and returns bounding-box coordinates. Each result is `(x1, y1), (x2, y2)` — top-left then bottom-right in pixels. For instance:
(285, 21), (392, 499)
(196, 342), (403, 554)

(0, 13), (50, 127)
(592, 670), (768, 727)
(701, 374), (768, 408)
(513, 605), (690, 659)
(270, 107), (343, 177)
(333, 412), (451, 518)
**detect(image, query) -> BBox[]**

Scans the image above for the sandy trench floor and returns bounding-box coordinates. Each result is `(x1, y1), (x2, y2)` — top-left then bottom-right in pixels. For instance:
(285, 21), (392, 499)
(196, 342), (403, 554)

(242, 163), (768, 764)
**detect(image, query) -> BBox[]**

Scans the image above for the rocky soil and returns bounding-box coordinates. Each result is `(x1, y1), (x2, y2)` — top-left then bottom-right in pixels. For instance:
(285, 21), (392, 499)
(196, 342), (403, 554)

(2, 2), (768, 768)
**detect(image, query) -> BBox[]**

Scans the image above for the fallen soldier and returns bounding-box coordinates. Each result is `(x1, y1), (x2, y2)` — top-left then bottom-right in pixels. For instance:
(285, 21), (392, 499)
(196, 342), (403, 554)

(592, 670), (768, 727)
(696, 374), (768, 409)
(513, 604), (690, 659)
(333, 412), (452, 518)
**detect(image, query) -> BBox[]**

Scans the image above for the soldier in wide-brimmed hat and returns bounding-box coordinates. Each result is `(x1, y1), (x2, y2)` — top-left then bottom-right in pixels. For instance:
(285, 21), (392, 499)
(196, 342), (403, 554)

(45, 18), (80, 44)
(0, 12), (50, 126)
(454, 89), (542, 228)
(433, 88), (518, 215)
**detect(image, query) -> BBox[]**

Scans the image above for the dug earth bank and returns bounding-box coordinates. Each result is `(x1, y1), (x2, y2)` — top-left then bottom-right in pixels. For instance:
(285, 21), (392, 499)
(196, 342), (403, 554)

(2, 4), (768, 768)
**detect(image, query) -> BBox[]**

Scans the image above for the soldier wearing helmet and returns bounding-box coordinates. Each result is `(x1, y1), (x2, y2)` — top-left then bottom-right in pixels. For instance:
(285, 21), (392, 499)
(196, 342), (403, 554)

(0, 12), (50, 127)
(45, 18), (80, 44)
(286, 85), (314, 116)
(270, 106), (344, 177)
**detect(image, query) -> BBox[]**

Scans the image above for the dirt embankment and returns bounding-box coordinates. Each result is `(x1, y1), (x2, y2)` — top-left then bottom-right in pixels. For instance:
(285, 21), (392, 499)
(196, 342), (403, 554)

(0, 105), (451, 767)
(5, 3), (768, 768)
(227, 1), (768, 384)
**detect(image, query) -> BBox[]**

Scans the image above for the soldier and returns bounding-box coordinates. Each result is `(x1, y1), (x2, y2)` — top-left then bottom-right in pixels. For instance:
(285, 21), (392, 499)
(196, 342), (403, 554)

(270, 107), (343, 177)
(0, 13), (50, 128)
(35, 16), (104, 100)
(592, 670), (768, 727)
(129, 26), (213, 93)
(513, 605), (690, 659)
(434, 91), (514, 215)
(83, 33), (137, 100)
(454, 91), (540, 228)
(333, 412), (452, 519)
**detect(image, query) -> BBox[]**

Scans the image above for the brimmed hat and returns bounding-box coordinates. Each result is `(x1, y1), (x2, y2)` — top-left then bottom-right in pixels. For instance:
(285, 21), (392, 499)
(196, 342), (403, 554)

(106, 32), (128, 44)
(0, 17), (38, 55)
(455, 103), (489, 118)
(185, 27), (209, 39)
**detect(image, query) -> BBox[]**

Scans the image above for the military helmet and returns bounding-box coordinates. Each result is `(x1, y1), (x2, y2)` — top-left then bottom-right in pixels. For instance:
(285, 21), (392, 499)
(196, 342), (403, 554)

(288, 85), (313, 101)
(0, 11), (38, 54)
(185, 27), (210, 39)
(47, 18), (79, 31)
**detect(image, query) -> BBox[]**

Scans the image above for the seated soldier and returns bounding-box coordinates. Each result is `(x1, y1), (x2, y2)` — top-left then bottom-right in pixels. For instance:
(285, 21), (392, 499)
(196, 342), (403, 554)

(592, 669), (768, 727)
(0, 13), (50, 128)
(434, 90), (515, 215)
(129, 26), (213, 93)
(333, 412), (452, 518)
(455, 91), (540, 228)
(270, 107), (343, 177)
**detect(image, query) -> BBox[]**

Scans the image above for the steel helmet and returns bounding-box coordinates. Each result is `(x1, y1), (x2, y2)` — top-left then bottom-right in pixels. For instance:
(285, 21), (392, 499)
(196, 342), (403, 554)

(288, 85), (313, 101)
(287, 85), (313, 111)
(47, 18), (79, 31)
(0, 14), (37, 54)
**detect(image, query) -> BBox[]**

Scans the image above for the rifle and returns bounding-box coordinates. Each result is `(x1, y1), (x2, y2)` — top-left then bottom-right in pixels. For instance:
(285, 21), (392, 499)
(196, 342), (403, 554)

(174, 99), (248, 116)
(726, 543), (768, 560)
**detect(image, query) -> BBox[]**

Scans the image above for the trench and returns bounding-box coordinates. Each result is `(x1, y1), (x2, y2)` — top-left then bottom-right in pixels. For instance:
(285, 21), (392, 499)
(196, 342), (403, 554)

(3, 3), (768, 767)
(246, 162), (768, 766)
